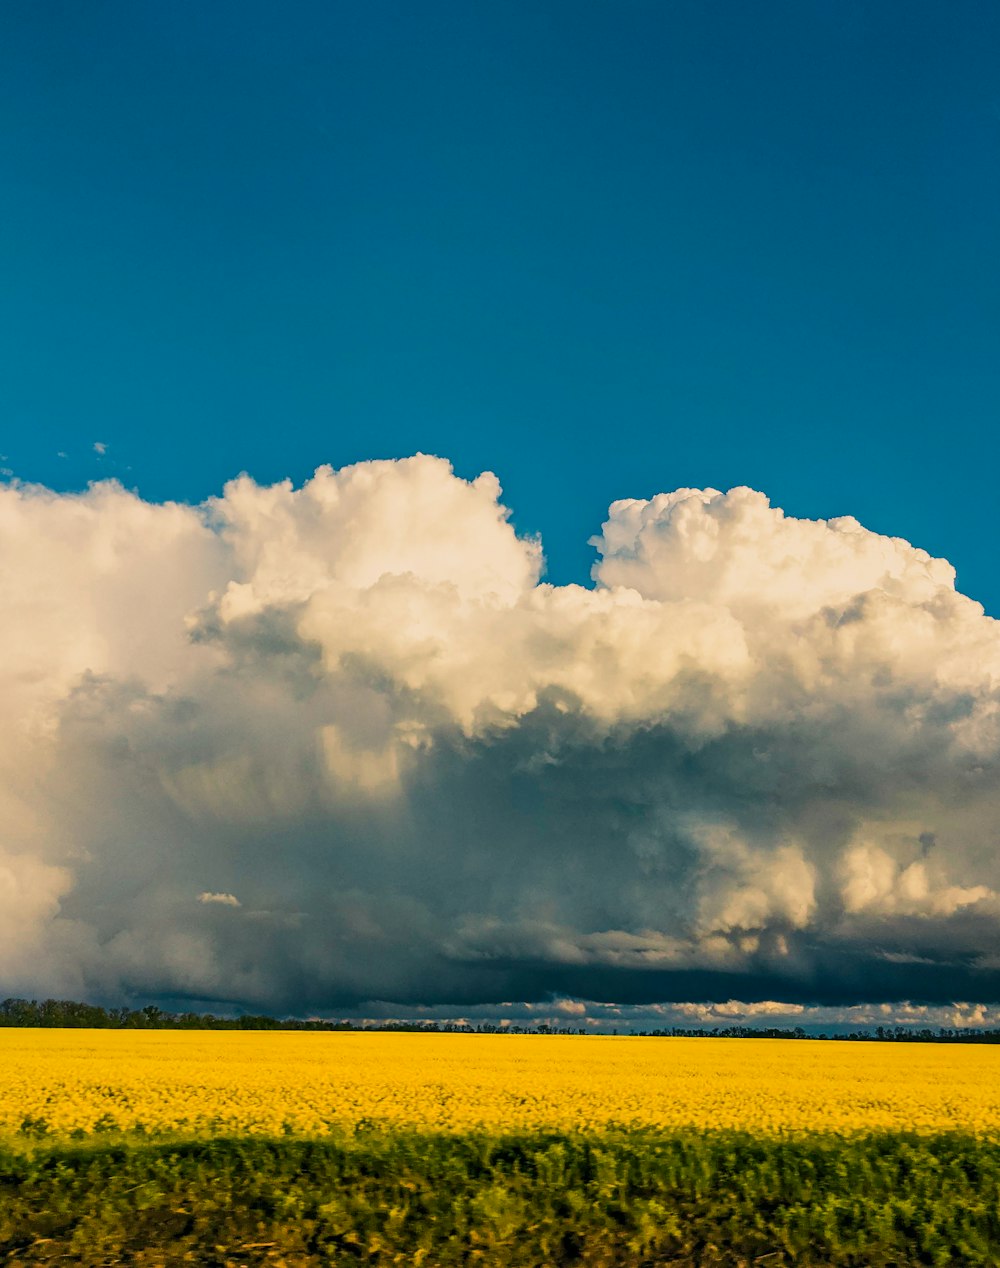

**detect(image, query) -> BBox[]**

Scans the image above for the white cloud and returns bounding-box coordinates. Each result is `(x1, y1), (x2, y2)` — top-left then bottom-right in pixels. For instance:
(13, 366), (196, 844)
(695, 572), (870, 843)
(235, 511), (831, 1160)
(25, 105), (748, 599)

(1, 456), (1000, 1011)
(840, 842), (995, 918)
(93, 442), (107, 455)
(671, 1000), (806, 1023)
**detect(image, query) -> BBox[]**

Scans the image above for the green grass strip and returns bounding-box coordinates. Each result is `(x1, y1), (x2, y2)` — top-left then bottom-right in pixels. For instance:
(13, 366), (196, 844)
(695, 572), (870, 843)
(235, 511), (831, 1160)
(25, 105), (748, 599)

(2, 1128), (1000, 1265)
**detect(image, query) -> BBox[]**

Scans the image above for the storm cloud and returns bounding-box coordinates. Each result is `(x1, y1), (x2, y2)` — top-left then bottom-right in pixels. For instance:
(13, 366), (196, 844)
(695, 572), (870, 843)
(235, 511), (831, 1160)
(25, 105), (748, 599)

(2, 455), (1000, 1014)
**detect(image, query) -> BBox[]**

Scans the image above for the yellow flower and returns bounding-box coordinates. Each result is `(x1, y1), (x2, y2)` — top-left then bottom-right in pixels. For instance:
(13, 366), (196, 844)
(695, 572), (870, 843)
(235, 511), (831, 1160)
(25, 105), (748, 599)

(2, 1030), (999, 1140)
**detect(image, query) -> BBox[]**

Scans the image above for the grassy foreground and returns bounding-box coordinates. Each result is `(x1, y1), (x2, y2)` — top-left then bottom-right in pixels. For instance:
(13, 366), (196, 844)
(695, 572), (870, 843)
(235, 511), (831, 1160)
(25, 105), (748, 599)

(3, 1129), (1000, 1266)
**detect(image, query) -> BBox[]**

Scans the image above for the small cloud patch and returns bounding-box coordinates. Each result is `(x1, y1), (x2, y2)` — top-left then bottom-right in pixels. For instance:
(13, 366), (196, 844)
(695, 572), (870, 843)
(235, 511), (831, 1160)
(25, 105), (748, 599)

(198, 891), (241, 908)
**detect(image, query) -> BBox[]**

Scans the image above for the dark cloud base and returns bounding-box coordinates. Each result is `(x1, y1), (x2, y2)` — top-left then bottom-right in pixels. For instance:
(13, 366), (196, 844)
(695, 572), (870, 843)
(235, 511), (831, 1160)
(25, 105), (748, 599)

(423, 960), (1000, 1014)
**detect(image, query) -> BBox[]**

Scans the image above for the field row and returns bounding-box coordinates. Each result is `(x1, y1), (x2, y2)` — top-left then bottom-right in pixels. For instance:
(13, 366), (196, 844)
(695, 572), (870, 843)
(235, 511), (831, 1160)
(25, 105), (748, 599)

(4, 1030), (1000, 1138)
(4, 1129), (1000, 1265)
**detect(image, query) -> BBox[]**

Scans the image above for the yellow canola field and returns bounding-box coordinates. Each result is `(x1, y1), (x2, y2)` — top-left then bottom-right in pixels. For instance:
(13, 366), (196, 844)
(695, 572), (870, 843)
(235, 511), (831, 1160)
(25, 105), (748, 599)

(3, 1030), (1000, 1140)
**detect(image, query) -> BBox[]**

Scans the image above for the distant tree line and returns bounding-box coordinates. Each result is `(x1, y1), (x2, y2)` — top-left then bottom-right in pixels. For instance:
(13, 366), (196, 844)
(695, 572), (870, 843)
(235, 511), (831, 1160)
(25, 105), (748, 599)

(0, 998), (578, 1034)
(3, 998), (1000, 1041)
(638, 1025), (1000, 1043)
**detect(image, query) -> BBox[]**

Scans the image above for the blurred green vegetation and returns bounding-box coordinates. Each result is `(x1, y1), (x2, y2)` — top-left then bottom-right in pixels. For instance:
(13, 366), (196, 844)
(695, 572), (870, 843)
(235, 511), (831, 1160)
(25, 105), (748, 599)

(2, 1128), (999, 1264)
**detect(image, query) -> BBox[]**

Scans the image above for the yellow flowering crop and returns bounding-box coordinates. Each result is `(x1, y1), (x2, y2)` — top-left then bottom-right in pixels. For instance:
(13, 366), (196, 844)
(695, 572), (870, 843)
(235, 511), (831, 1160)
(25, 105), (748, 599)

(3, 1030), (1000, 1140)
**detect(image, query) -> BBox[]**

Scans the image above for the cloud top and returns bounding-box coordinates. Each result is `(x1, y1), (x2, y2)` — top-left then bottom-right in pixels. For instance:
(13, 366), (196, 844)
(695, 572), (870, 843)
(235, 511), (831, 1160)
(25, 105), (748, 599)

(2, 455), (999, 1013)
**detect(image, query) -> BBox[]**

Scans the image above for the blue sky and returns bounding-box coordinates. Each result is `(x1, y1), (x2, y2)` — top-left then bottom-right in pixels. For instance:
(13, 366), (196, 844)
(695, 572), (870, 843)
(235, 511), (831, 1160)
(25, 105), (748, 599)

(3, 0), (999, 605)
(5, 2), (1000, 1018)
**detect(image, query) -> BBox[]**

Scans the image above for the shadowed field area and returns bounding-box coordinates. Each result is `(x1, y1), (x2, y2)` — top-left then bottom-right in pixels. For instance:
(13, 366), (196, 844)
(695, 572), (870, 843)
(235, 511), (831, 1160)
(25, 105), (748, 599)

(3, 1129), (1000, 1266)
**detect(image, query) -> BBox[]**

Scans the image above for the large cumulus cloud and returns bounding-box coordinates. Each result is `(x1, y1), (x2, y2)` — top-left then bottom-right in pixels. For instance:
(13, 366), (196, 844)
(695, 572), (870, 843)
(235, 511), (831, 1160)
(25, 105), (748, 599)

(2, 455), (999, 1012)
